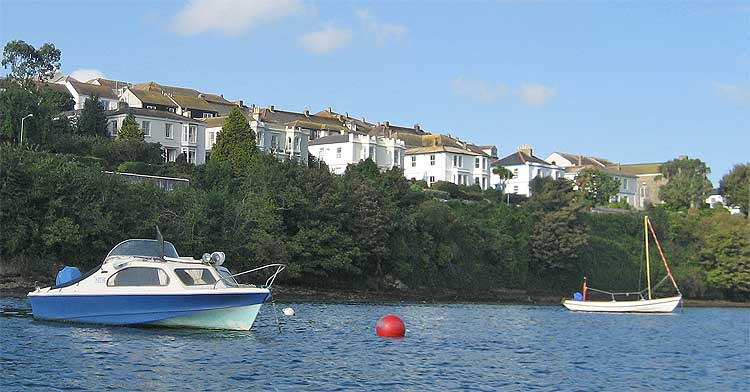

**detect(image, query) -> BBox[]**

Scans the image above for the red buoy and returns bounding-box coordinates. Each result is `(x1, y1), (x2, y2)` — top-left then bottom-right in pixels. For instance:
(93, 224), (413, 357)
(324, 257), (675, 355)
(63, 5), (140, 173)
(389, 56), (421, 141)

(376, 314), (405, 337)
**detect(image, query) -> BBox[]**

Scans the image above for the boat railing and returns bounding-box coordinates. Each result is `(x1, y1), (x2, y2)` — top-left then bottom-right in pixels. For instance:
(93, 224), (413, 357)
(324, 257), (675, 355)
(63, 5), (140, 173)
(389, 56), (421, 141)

(213, 263), (287, 289)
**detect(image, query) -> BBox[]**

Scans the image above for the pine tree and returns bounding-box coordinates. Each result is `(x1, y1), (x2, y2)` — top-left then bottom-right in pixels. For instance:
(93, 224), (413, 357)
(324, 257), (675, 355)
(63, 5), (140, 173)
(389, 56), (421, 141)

(78, 95), (108, 136)
(117, 113), (144, 140)
(210, 106), (257, 174)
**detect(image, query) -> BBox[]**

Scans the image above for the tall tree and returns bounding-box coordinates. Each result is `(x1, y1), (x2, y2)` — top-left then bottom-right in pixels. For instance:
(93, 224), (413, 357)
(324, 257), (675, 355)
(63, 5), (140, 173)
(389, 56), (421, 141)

(2, 40), (61, 85)
(658, 157), (713, 210)
(492, 166), (514, 191)
(78, 96), (108, 137)
(719, 163), (750, 217)
(210, 106), (257, 175)
(117, 114), (144, 140)
(574, 167), (621, 206)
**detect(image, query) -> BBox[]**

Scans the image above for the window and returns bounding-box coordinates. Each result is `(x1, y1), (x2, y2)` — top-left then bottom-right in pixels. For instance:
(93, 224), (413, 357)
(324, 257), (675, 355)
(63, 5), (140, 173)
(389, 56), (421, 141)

(287, 137), (292, 150)
(271, 135), (278, 150)
(165, 123), (173, 139)
(209, 131), (216, 147)
(182, 125), (188, 142)
(623, 179), (628, 190)
(513, 168), (519, 178)
(319, 148), (324, 158)
(188, 149), (196, 164)
(483, 158), (487, 169)
(513, 185), (519, 193)
(202, 113), (214, 118)
(482, 178), (487, 189)
(411, 156), (417, 167)
(430, 155), (435, 166)
(107, 267), (169, 287)
(108, 120), (117, 136)
(336, 147), (342, 159)
(369, 146), (375, 159)
(100, 100), (109, 110)
(453, 155), (458, 167)
(475, 157), (480, 168)
(189, 125), (197, 143)
(393, 150), (399, 165)
(175, 268), (217, 286)
(257, 130), (263, 146)
(475, 177), (480, 185)
(146, 105), (157, 110)
(141, 121), (151, 136)
(429, 176), (435, 184)
(294, 136), (301, 151)
(168, 107), (175, 113)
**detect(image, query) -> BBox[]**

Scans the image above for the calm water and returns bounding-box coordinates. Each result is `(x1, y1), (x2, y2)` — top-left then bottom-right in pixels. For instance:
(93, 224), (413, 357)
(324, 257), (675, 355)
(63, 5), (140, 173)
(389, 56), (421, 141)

(1, 297), (748, 391)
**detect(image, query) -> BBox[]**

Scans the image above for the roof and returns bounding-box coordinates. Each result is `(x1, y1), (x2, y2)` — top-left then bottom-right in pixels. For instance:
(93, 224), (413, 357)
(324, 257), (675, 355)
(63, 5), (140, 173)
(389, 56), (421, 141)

(565, 164), (636, 178)
(132, 81), (200, 97)
(127, 88), (178, 107)
(493, 151), (551, 166)
(67, 80), (118, 99)
(314, 108), (376, 132)
(38, 81), (73, 97)
(257, 107), (346, 130)
(552, 152), (614, 167)
(201, 116), (228, 128)
(88, 78), (131, 90)
(169, 94), (218, 112)
(106, 107), (204, 124)
(309, 134), (350, 146)
(608, 163), (663, 176)
(406, 145), (481, 156)
(200, 93), (233, 105)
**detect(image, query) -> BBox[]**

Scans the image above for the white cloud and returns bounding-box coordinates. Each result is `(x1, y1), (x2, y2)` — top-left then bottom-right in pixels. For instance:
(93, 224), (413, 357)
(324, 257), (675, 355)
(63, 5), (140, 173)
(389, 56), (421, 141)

(299, 26), (352, 54)
(451, 76), (506, 103)
(355, 8), (407, 44)
(171, 0), (303, 36)
(714, 82), (750, 105)
(69, 69), (106, 82)
(516, 83), (556, 106)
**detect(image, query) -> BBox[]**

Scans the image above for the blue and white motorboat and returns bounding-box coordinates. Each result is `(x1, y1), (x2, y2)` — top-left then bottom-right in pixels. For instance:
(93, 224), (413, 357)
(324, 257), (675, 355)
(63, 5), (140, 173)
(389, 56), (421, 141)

(28, 232), (285, 330)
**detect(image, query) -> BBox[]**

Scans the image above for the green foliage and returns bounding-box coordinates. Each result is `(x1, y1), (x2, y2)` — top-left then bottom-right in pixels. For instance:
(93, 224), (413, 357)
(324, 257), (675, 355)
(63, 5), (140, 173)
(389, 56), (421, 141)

(606, 199), (632, 210)
(659, 157), (713, 209)
(698, 210), (750, 300)
(117, 114), (144, 140)
(210, 106), (257, 175)
(0, 78), (73, 143)
(2, 40), (61, 84)
(574, 168), (621, 206)
(720, 163), (750, 216)
(77, 96), (108, 137)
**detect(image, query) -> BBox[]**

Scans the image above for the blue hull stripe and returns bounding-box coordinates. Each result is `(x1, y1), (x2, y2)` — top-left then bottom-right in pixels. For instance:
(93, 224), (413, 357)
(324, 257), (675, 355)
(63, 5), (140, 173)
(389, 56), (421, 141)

(29, 292), (269, 325)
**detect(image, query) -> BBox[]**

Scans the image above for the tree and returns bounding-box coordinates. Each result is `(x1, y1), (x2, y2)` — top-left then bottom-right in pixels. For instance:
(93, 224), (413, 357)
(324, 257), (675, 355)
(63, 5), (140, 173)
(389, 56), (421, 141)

(492, 166), (513, 191)
(2, 40), (61, 84)
(78, 96), (108, 137)
(720, 163), (750, 217)
(658, 157), (713, 210)
(699, 211), (750, 300)
(574, 168), (621, 206)
(117, 114), (144, 140)
(210, 106), (257, 175)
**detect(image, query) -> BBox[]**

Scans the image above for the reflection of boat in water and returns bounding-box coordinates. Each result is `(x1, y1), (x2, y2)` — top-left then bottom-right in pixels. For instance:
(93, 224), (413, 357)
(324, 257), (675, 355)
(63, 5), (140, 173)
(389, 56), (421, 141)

(563, 216), (681, 313)
(28, 229), (285, 330)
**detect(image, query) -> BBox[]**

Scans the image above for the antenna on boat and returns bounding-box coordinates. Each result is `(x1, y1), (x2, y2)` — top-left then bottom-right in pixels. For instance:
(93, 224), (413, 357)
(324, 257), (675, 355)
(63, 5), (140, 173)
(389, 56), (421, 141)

(156, 225), (165, 260)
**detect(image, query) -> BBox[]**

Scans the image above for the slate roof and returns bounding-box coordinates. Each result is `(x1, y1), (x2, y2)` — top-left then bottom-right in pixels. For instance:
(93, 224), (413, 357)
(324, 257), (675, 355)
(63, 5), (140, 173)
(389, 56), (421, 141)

(493, 151), (551, 166)
(565, 164), (636, 178)
(169, 94), (218, 112)
(315, 108), (376, 132)
(68, 80), (118, 99)
(106, 107), (204, 124)
(88, 78), (131, 90)
(257, 107), (346, 130)
(406, 145), (481, 156)
(553, 152), (614, 167)
(308, 134), (350, 146)
(128, 88), (178, 107)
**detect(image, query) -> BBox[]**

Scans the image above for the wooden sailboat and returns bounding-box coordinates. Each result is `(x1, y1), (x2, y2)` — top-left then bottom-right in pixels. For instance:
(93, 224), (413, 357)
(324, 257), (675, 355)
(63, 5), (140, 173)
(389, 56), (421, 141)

(562, 215), (682, 313)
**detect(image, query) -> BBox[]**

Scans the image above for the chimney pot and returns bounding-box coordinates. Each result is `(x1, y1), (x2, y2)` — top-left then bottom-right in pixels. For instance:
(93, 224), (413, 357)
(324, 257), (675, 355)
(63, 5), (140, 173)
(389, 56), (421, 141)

(517, 144), (533, 157)
(384, 121), (390, 127)
(269, 105), (274, 112)
(304, 110), (310, 116)
(577, 155), (582, 166)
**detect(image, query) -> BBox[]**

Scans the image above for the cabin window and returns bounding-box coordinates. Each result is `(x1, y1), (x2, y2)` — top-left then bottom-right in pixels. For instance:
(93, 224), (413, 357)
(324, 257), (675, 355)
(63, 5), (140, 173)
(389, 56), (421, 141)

(107, 267), (169, 287)
(175, 268), (217, 286)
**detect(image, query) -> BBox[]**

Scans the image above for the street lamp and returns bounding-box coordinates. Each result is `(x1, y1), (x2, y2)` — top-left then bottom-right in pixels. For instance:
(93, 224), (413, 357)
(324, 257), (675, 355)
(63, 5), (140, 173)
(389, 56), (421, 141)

(20, 113), (33, 144)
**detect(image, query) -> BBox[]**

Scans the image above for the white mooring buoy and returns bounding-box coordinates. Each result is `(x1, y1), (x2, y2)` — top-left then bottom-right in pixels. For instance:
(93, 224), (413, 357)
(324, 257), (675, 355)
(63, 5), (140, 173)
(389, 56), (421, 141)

(282, 307), (295, 316)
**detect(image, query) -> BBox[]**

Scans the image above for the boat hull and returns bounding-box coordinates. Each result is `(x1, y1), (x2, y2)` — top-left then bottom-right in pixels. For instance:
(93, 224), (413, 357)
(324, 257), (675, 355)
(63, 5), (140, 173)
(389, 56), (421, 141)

(28, 291), (269, 330)
(562, 296), (682, 313)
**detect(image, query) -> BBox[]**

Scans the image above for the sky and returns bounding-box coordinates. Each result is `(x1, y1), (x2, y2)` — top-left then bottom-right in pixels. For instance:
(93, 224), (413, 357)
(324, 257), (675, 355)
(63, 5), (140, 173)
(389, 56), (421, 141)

(1, 0), (747, 184)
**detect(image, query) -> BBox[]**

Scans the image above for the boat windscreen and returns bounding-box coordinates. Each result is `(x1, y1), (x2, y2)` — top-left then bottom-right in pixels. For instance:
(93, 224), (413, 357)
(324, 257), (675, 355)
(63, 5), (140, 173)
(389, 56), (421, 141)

(107, 239), (179, 258)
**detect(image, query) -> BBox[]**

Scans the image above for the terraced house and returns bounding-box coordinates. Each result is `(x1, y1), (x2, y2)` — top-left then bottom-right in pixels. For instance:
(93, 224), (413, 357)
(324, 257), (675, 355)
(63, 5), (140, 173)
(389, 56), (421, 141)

(546, 152), (638, 208)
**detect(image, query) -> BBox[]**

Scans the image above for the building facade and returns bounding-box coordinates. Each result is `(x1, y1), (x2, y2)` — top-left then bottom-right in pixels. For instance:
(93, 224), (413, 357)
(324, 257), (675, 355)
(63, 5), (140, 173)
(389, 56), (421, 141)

(64, 79), (120, 110)
(106, 107), (207, 165)
(491, 145), (565, 196)
(309, 133), (405, 174)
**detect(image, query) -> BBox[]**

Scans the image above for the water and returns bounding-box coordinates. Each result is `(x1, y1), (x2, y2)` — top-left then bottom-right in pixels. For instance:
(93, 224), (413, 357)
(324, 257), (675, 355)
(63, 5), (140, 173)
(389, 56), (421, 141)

(1, 297), (748, 391)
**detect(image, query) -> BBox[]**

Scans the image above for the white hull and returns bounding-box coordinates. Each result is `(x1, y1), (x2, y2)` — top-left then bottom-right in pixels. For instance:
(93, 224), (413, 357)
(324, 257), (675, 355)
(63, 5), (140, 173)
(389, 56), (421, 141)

(149, 304), (263, 330)
(562, 296), (682, 313)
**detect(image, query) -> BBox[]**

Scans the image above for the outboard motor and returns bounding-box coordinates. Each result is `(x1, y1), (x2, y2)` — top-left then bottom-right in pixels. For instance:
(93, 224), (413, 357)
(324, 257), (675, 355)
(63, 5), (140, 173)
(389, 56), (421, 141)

(55, 266), (82, 286)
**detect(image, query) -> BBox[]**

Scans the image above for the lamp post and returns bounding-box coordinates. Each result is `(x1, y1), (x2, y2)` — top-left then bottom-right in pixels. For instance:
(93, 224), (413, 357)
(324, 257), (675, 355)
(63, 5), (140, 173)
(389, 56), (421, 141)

(20, 113), (33, 144)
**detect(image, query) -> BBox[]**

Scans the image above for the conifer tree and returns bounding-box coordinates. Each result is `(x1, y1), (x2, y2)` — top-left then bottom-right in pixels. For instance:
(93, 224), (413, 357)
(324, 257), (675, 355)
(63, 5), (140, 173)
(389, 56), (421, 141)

(117, 113), (144, 140)
(210, 106), (257, 174)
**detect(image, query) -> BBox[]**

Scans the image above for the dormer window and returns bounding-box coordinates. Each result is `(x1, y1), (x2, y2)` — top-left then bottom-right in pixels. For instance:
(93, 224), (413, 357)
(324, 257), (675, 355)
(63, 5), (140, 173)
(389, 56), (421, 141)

(146, 105), (157, 110)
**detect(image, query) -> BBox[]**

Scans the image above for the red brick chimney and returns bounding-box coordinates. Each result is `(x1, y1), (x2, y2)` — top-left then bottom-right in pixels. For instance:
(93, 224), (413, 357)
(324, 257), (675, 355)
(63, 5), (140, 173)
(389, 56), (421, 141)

(518, 144), (533, 156)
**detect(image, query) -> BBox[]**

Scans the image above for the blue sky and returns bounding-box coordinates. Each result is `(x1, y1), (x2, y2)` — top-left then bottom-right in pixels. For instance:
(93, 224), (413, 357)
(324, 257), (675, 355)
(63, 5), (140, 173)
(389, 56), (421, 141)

(1, 0), (747, 183)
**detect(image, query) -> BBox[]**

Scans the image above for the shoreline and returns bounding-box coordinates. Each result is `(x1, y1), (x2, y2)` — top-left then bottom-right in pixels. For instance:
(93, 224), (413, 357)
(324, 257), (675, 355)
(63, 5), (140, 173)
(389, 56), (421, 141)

(3, 277), (747, 307)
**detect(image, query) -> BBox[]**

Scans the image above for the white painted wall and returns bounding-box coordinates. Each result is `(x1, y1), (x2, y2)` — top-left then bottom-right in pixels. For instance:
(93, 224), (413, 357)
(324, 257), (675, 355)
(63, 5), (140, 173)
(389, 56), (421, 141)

(309, 133), (406, 175)
(404, 151), (491, 189)
(492, 163), (565, 196)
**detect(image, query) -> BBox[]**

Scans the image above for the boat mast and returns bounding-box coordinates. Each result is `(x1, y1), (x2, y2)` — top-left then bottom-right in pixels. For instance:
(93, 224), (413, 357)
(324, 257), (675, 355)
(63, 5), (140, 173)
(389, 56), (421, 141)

(644, 215), (652, 300)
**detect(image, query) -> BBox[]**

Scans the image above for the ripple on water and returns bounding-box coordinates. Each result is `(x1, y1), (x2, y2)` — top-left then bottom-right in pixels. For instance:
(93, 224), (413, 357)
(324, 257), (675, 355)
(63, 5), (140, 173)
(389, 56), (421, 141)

(1, 299), (749, 391)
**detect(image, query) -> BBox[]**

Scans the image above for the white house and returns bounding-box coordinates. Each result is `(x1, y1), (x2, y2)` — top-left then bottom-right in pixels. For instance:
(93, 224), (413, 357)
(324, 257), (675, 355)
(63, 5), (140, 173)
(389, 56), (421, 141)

(64, 79), (120, 110)
(106, 107), (206, 165)
(546, 151), (638, 207)
(706, 189), (744, 215)
(491, 145), (565, 196)
(308, 132), (406, 174)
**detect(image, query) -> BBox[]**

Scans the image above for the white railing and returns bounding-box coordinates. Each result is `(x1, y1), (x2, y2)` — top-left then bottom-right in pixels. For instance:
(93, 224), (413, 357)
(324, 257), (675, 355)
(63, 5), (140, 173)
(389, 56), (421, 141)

(213, 263), (286, 289)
